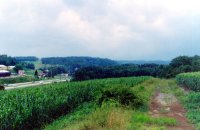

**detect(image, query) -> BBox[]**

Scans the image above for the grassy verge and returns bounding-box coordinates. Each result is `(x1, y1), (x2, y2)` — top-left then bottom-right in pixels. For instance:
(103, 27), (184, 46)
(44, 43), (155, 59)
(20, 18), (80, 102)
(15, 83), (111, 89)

(130, 111), (177, 130)
(44, 103), (177, 130)
(0, 76), (38, 84)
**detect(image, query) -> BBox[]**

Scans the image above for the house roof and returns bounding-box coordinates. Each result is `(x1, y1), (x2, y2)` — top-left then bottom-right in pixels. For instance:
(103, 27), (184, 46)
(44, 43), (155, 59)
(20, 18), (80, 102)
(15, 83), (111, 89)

(8, 66), (15, 69)
(0, 65), (6, 67)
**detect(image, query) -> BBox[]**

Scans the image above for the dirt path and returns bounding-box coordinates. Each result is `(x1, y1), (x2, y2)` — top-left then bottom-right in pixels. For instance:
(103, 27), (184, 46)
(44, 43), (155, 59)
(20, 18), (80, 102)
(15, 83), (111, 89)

(149, 91), (194, 130)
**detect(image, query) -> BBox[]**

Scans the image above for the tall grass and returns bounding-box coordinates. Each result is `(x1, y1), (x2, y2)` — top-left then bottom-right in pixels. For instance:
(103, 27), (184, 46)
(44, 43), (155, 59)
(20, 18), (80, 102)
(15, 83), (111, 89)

(0, 76), (150, 130)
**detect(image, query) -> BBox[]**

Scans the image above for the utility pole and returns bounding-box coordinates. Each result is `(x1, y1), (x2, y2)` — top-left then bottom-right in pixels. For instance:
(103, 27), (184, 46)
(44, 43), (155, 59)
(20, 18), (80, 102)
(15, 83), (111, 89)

(51, 66), (53, 79)
(59, 66), (62, 81)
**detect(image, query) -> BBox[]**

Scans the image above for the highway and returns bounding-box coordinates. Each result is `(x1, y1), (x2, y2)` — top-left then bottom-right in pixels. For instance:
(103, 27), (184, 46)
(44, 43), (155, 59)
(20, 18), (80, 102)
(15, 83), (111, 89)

(5, 79), (68, 90)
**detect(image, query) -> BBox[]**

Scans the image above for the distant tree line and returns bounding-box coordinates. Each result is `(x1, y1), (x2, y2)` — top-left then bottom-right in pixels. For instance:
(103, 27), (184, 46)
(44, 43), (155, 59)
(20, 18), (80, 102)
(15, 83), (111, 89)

(74, 55), (200, 81)
(41, 57), (117, 72)
(0, 55), (16, 66)
(14, 57), (37, 73)
(161, 55), (200, 77)
(14, 62), (35, 73)
(14, 56), (39, 62)
(0, 55), (37, 73)
(73, 64), (163, 81)
(117, 60), (170, 65)
(2, 54), (200, 79)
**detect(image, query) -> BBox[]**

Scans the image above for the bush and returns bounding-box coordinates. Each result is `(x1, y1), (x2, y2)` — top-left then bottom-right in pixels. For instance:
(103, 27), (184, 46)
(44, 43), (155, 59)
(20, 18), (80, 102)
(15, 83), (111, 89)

(0, 76), (37, 84)
(98, 86), (143, 108)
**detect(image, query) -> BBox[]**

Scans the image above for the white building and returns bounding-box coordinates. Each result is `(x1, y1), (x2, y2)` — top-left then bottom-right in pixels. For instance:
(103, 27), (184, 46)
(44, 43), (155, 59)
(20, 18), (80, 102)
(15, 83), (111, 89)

(0, 65), (15, 77)
(0, 65), (15, 70)
(0, 65), (7, 70)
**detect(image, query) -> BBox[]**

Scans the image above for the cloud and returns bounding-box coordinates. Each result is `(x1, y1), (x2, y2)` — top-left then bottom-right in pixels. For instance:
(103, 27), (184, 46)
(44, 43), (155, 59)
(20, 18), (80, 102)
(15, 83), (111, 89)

(0, 0), (200, 60)
(55, 9), (101, 42)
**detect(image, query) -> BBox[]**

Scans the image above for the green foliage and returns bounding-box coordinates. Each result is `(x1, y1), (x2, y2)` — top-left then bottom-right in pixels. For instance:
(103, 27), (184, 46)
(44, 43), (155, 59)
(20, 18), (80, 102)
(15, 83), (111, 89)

(131, 112), (177, 126)
(176, 73), (200, 129)
(19, 62), (35, 70)
(13, 64), (23, 73)
(47, 107), (177, 130)
(168, 55), (200, 77)
(45, 84), (176, 130)
(40, 66), (68, 77)
(44, 78), (179, 130)
(170, 56), (192, 68)
(73, 55), (200, 80)
(98, 86), (143, 108)
(14, 62), (35, 73)
(0, 76), (150, 130)
(0, 76), (36, 85)
(184, 92), (200, 129)
(61, 106), (132, 130)
(14, 56), (39, 62)
(74, 64), (162, 81)
(34, 70), (38, 77)
(44, 102), (98, 130)
(176, 72), (200, 91)
(41, 57), (117, 74)
(0, 55), (16, 65)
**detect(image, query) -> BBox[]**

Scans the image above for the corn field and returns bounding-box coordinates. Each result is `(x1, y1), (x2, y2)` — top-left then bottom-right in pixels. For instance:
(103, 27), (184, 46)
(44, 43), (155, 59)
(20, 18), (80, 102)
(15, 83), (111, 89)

(184, 92), (200, 129)
(0, 76), (150, 130)
(176, 72), (200, 91)
(176, 72), (200, 129)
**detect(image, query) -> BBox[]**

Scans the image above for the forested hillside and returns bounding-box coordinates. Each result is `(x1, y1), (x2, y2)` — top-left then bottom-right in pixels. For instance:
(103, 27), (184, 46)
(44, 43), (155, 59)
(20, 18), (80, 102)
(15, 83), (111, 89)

(74, 64), (162, 81)
(74, 55), (200, 81)
(0, 55), (16, 65)
(14, 56), (39, 62)
(41, 57), (117, 67)
(118, 60), (170, 65)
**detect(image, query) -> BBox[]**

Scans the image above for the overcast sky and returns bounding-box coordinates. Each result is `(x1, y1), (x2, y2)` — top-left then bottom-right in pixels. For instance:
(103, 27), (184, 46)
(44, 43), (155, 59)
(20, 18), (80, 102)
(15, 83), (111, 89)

(0, 0), (200, 60)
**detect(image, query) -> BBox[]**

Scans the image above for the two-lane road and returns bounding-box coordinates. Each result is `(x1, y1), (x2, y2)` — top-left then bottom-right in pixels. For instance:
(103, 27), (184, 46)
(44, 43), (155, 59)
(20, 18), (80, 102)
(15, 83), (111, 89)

(5, 79), (68, 90)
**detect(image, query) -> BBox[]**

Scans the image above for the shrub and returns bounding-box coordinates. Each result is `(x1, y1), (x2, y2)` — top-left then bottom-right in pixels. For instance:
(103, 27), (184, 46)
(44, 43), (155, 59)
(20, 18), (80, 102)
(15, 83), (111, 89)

(98, 86), (143, 108)
(0, 76), (37, 84)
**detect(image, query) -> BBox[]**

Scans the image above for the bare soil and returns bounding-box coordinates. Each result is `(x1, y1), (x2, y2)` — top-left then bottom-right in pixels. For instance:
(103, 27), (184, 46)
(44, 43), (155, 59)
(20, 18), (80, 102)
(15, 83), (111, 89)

(149, 92), (194, 130)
